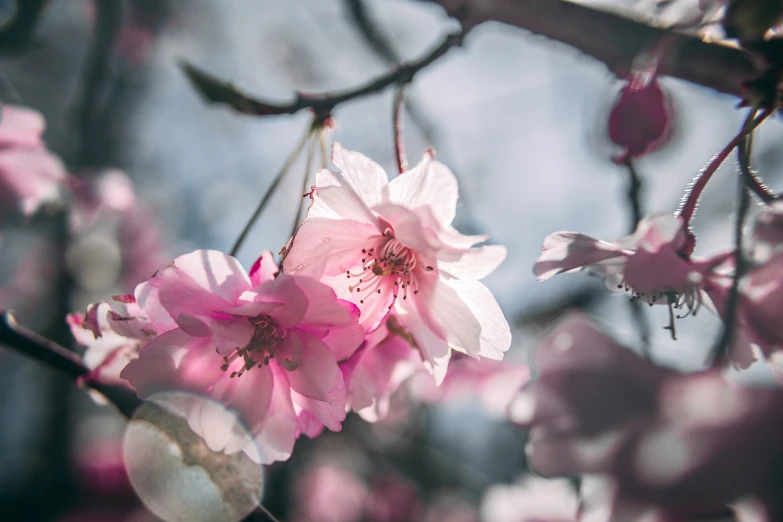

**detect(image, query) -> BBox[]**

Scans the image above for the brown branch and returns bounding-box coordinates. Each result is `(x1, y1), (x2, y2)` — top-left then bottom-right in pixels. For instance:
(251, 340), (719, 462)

(0, 310), (142, 418)
(181, 30), (465, 118)
(425, 0), (759, 97)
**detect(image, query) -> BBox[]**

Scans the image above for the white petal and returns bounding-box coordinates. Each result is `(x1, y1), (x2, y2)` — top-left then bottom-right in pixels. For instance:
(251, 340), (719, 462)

(387, 151), (459, 226)
(330, 143), (389, 208)
(429, 278), (511, 360)
(438, 245), (507, 280)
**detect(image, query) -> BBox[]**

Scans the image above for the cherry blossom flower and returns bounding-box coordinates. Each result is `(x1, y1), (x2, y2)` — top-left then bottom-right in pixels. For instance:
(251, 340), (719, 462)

(514, 313), (783, 520)
(283, 143), (511, 383)
(0, 104), (66, 219)
(534, 213), (733, 327)
(68, 296), (159, 388)
(119, 250), (363, 463)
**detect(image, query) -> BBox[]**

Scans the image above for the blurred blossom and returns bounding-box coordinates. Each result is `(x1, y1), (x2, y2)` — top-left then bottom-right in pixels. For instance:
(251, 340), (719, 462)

(290, 464), (368, 522)
(365, 474), (422, 522)
(119, 250), (363, 463)
(70, 169), (166, 292)
(514, 313), (783, 520)
(534, 213), (734, 328)
(727, 203), (783, 379)
(284, 143), (511, 384)
(410, 353), (530, 417)
(480, 475), (579, 522)
(0, 104), (66, 220)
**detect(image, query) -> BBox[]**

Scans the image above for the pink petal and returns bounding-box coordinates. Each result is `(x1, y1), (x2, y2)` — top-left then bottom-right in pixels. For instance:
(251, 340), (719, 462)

(387, 151), (459, 226)
(120, 329), (223, 399)
(291, 369), (347, 433)
(534, 232), (625, 282)
(321, 321), (365, 362)
(209, 360), (275, 435)
(282, 217), (378, 278)
(344, 328), (420, 422)
(170, 250), (251, 304)
(373, 202), (441, 259)
(248, 250), (278, 287)
(330, 142), (389, 208)
(256, 274), (308, 328)
(251, 364), (297, 464)
(283, 330), (340, 402)
(290, 275), (355, 327)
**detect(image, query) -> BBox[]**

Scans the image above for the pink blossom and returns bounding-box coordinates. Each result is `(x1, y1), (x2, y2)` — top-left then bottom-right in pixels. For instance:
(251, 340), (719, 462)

(283, 143), (511, 383)
(534, 213), (733, 324)
(68, 297), (159, 388)
(514, 313), (783, 520)
(119, 250), (363, 463)
(0, 104), (66, 218)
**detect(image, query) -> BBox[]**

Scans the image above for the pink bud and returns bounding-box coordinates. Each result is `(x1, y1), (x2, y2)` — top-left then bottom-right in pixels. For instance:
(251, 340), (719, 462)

(608, 78), (672, 164)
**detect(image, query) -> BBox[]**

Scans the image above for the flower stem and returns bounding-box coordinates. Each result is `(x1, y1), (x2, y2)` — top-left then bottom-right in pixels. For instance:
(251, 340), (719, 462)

(676, 109), (770, 227)
(709, 133), (753, 367)
(229, 122), (314, 258)
(393, 85), (408, 175)
(623, 158), (651, 356)
(289, 130), (317, 242)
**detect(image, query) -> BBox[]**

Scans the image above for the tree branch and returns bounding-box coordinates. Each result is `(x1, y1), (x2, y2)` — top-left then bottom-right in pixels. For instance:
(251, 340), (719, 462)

(181, 30), (465, 117)
(424, 0), (758, 97)
(0, 311), (142, 418)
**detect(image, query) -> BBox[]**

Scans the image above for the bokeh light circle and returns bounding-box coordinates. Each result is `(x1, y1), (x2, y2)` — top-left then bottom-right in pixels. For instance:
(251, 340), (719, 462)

(122, 392), (264, 522)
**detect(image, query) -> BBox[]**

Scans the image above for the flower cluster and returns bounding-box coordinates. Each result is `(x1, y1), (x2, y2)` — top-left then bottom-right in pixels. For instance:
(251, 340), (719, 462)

(71, 144), (513, 462)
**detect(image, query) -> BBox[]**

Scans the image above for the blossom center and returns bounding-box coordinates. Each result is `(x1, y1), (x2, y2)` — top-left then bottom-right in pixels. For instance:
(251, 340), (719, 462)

(220, 314), (286, 378)
(345, 228), (430, 307)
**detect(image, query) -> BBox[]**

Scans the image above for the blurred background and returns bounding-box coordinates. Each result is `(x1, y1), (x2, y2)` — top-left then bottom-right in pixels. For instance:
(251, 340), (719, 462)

(1, 0), (782, 520)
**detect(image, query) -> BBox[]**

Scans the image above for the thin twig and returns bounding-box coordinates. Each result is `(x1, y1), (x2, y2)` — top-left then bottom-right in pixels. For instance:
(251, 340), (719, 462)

(229, 123), (314, 258)
(624, 158), (643, 233)
(709, 133), (754, 367)
(393, 86), (408, 174)
(290, 131), (317, 241)
(181, 31), (465, 118)
(676, 109), (770, 227)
